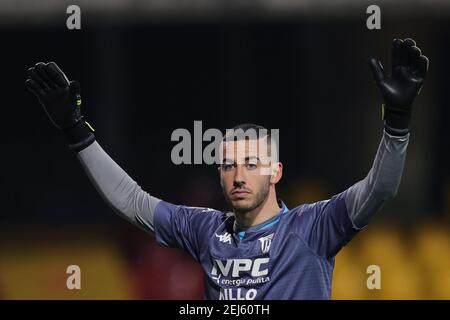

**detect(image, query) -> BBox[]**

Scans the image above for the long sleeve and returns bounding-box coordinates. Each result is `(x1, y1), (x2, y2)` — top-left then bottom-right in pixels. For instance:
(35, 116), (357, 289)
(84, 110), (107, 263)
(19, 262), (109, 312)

(345, 129), (409, 228)
(76, 141), (161, 233)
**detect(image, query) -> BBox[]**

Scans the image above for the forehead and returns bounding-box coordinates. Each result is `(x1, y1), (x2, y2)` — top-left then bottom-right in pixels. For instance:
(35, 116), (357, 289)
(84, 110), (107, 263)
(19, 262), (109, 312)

(221, 138), (270, 160)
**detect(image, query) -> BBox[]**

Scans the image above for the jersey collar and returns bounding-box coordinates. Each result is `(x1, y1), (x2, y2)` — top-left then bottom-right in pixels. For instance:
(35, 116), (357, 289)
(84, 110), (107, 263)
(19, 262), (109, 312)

(233, 200), (289, 241)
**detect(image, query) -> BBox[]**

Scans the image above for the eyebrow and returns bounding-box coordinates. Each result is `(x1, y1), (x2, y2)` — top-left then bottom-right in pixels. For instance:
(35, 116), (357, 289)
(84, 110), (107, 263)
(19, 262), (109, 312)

(244, 156), (260, 162)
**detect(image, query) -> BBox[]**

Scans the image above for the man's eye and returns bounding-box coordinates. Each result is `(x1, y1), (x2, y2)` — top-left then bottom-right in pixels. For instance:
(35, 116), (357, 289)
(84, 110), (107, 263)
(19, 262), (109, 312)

(222, 164), (234, 171)
(246, 163), (257, 170)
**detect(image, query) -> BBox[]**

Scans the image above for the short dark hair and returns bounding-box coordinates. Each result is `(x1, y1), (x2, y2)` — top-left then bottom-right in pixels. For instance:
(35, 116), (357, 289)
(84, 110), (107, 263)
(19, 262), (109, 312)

(222, 123), (278, 161)
(223, 123), (271, 142)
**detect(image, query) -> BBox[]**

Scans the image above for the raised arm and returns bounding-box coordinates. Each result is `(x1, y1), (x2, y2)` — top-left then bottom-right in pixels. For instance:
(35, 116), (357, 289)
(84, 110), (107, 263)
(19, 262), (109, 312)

(347, 38), (429, 228)
(25, 62), (160, 232)
(76, 141), (161, 232)
(345, 129), (408, 228)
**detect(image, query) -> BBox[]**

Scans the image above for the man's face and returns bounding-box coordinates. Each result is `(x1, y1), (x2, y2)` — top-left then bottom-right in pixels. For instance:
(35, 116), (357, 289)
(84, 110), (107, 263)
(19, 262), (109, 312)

(219, 138), (276, 213)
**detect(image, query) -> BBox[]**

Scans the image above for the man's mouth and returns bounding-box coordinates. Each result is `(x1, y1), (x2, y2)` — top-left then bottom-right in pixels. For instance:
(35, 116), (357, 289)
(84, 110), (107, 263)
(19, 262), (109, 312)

(231, 189), (251, 197)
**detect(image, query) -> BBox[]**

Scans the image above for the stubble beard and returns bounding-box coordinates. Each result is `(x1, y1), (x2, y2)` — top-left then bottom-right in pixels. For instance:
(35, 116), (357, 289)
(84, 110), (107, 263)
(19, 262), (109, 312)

(224, 179), (271, 215)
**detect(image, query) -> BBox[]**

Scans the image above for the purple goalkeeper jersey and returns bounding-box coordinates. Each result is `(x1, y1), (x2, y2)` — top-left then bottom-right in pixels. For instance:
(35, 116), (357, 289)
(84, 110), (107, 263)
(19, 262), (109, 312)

(154, 191), (360, 300)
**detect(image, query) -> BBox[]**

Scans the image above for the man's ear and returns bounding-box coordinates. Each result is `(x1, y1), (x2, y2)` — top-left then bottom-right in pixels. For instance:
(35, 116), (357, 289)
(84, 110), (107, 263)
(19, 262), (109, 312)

(270, 162), (283, 184)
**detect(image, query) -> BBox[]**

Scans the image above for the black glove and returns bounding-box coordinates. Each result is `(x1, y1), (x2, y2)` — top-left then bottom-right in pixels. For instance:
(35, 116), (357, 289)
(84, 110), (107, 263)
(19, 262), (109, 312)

(25, 62), (95, 151)
(368, 38), (429, 135)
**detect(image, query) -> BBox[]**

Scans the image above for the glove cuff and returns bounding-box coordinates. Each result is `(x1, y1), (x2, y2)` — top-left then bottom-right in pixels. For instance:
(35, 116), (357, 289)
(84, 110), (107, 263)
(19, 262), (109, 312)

(63, 118), (95, 152)
(383, 104), (412, 131)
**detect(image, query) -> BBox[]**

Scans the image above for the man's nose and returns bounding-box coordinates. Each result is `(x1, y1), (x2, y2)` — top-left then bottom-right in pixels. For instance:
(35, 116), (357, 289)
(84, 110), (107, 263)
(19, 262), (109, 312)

(233, 165), (246, 187)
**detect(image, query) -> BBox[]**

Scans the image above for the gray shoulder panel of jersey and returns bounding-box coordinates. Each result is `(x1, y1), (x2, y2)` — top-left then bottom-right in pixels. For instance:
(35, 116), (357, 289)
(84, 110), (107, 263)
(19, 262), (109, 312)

(76, 141), (161, 233)
(345, 129), (410, 228)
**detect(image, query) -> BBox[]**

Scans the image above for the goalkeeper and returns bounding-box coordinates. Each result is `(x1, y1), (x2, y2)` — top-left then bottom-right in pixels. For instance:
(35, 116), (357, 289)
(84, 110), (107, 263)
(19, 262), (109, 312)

(25, 38), (428, 299)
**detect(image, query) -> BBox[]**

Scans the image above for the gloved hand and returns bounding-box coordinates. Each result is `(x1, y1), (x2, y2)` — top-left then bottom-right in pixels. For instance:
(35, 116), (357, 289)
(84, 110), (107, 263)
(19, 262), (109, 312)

(368, 38), (429, 134)
(25, 62), (95, 151)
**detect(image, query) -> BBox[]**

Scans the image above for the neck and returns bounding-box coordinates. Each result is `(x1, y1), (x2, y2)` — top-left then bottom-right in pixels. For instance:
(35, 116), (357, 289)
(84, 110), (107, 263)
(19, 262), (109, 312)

(234, 188), (281, 230)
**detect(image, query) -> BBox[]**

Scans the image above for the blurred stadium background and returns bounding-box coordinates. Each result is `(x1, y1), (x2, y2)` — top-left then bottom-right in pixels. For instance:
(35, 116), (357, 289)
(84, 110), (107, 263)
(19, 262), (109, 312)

(0, 0), (449, 299)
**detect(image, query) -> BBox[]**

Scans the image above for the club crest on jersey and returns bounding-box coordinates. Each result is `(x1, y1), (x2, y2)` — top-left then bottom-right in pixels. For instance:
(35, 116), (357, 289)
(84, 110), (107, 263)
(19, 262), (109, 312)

(258, 233), (274, 253)
(215, 232), (232, 244)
